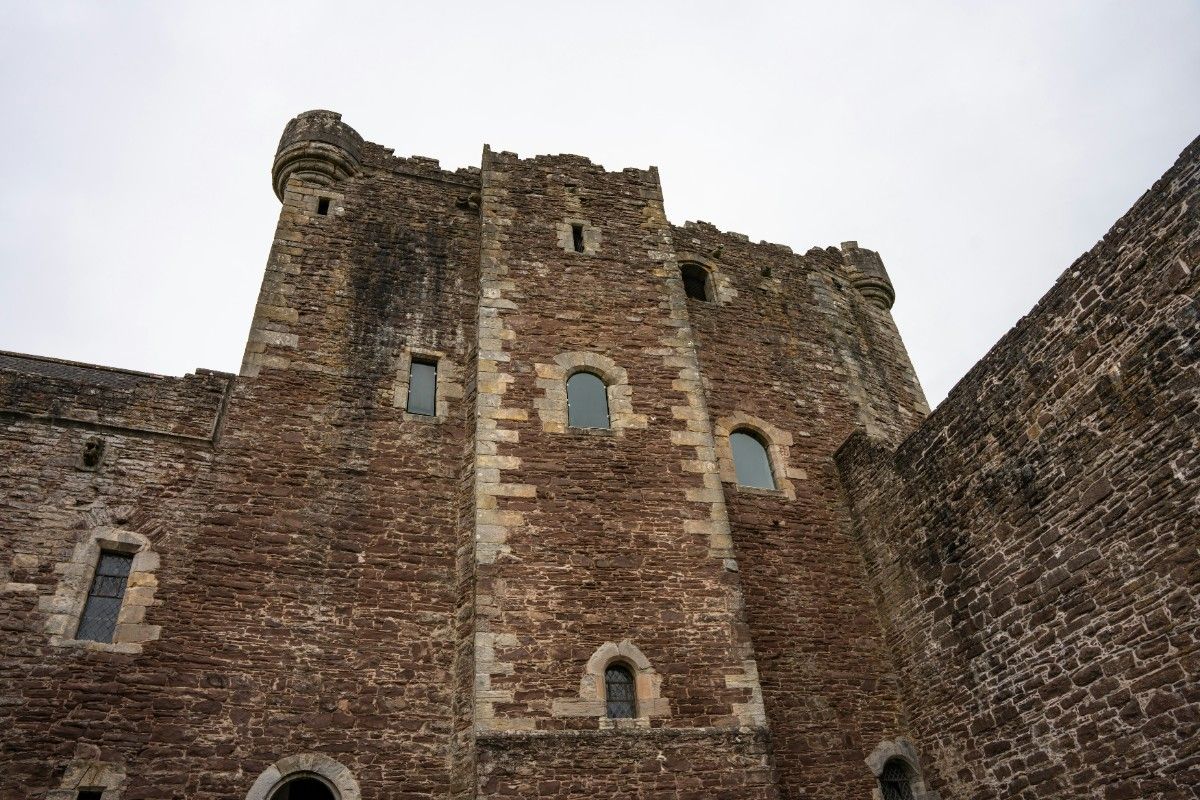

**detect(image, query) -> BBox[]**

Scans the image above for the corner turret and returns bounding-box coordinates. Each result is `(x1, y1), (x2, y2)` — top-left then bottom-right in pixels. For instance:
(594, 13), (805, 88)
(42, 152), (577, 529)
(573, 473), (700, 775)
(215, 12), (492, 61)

(840, 240), (895, 310)
(271, 110), (364, 201)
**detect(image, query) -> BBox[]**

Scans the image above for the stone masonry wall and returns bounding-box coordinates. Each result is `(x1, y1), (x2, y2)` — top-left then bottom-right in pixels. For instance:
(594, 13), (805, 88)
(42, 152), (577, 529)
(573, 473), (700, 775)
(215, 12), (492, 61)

(466, 148), (776, 797)
(675, 223), (928, 799)
(0, 384), (224, 795)
(476, 729), (776, 799)
(2, 108), (1194, 800)
(0, 129), (482, 797)
(1, 352), (233, 441)
(836, 135), (1200, 799)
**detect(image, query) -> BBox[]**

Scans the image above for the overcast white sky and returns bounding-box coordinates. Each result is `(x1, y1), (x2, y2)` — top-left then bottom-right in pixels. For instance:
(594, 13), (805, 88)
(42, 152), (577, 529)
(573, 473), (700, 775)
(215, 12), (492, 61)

(0, 1), (1196, 406)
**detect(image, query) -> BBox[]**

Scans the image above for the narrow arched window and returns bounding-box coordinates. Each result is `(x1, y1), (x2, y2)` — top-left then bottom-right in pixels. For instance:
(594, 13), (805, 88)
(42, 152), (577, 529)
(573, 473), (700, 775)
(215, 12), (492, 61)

(680, 262), (711, 301)
(879, 758), (916, 800)
(76, 550), (133, 643)
(566, 371), (610, 429)
(730, 429), (775, 489)
(605, 663), (636, 718)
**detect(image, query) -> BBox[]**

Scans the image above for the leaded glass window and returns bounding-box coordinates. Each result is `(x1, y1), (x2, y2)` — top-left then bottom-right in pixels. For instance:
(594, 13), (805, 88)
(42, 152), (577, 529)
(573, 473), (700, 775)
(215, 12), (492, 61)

(730, 430), (775, 489)
(407, 359), (438, 416)
(566, 372), (610, 429)
(879, 758), (916, 800)
(681, 262), (710, 301)
(76, 551), (133, 643)
(605, 663), (636, 718)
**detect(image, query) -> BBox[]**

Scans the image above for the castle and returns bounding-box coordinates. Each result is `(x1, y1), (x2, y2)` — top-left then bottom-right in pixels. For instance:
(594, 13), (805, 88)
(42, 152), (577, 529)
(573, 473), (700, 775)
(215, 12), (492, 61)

(0, 110), (1195, 800)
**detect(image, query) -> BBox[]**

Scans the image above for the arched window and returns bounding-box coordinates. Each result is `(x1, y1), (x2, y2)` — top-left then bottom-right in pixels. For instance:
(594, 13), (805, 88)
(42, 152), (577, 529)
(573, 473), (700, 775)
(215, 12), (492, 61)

(604, 663), (636, 718)
(76, 550), (134, 643)
(730, 430), (775, 489)
(680, 262), (711, 301)
(270, 776), (337, 800)
(878, 758), (916, 800)
(566, 371), (610, 429)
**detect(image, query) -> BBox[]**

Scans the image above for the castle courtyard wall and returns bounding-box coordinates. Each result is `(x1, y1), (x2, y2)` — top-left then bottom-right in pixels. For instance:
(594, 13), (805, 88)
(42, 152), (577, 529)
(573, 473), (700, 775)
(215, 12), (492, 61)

(837, 135), (1200, 799)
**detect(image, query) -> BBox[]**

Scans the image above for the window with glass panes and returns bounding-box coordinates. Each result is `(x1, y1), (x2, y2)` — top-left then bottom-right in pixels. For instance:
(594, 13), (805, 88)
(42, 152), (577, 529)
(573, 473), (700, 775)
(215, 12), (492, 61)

(604, 664), (636, 718)
(406, 359), (438, 416)
(76, 551), (133, 643)
(730, 430), (775, 489)
(566, 372), (610, 429)
(879, 759), (916, 800)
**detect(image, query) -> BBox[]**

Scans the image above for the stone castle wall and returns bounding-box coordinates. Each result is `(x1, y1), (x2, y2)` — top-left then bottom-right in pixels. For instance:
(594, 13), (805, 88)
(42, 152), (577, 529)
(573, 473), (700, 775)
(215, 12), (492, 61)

(837, 136), (1199, 799)
(0, 109), (1194, 799)
(0, 118), (483, 797)
(674, 222), (927, 797)
(465, 146), (781, 797)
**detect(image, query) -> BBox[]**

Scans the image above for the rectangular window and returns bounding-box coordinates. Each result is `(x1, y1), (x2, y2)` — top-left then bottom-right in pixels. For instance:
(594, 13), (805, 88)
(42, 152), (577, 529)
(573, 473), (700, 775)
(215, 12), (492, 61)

(571, 223), (585, 253)
(316, 197), (331, 215)
(406, 359), (438, 416)
(76, 551), (133, 643)
(77, 792), (104, 800)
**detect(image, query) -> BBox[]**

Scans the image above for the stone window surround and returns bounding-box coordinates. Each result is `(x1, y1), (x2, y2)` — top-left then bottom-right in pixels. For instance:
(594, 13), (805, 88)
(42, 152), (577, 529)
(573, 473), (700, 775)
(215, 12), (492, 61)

(550, 640), (670, 729)
(534, 352), (648, 436)
(865, 738), (940, 800)
(246, 752), (361, 800)
(713, 412), (804, 500)
(46, 759), (126, 800)
(391, 347), (462, 423)
(556, 218), (602, 255)
(42, 527), (160, 654)
(674, 250), (737, 306)
(299, 185), (344, 219)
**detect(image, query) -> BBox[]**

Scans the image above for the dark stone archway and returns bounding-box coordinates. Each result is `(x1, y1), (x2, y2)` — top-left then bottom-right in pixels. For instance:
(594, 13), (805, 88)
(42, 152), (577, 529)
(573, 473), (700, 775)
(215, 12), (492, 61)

(270, 776), (336, 800)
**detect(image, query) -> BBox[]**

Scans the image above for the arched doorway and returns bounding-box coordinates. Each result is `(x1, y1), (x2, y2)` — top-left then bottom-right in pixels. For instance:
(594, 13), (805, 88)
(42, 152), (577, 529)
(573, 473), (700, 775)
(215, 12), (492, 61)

(878, 757), (918, 800)
(865, 739), (931, 800)
(246, 753), (359, 800)
(270, 775), (336, 800)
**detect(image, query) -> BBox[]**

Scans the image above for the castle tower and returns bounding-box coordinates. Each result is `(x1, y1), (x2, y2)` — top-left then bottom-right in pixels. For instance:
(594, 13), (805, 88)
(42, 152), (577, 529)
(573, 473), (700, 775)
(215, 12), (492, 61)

(28, 108), (1196, 800)
(838, 240), (929, 440)
(0, 109), (929, 799)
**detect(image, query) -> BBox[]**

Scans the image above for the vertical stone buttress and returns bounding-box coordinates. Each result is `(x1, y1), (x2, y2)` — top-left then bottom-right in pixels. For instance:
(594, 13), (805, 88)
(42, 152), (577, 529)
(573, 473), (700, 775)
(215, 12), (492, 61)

(467, 147), (775, 796)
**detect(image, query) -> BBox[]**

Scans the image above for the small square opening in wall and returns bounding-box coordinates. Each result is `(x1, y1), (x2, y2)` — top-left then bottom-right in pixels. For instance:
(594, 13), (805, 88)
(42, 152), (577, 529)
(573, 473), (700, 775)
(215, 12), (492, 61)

(77, 792), (104, 800)
(571, 224), (585, 253)
(316, 197), (331, 215)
